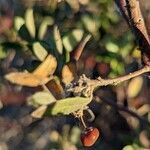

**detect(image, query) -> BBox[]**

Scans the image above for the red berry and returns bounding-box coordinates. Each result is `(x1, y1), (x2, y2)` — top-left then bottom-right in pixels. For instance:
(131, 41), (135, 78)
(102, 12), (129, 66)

(80, 127), (99, 147)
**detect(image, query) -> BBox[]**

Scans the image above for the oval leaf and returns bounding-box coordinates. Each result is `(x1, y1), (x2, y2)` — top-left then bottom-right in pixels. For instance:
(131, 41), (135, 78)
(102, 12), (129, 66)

(5, 72), (50, 87)
(122, 145), (135, 150)
(5, 54), (56, 87)
(25, 8), (36, 38)
(31, 105), (48, 118)
(61, 62), (77, 85)
(14, 16), (25, 31)
(127, 76), (143, 98)
(28, 91), (56, 106)
(33, 42), (48, 61)
(46, 97), (91, 115)
(33, 54), (57, 78)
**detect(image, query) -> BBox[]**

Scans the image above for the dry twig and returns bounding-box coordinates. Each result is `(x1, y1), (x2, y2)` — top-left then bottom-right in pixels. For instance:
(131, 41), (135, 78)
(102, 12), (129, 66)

(70, 66), (150, 97)
(115, 0), (150, 65)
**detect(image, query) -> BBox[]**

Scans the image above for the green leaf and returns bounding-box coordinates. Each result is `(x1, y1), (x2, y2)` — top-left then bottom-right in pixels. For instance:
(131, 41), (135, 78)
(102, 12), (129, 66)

(54, 25), (63, 54)
(127, 76), (143, 98)
(0, 46), (7, 59)
(70, 126), (81, 144)
(122, 145), (135, 150)
(14, 16), (25, 31)
(28, 91), (56, 106)
(106, 41), (119, 53)
(46, 97), (91, 115)
(63, 29), (84, 52)
(38, 16), (54, 40)
(33, 42), (48, 61)
(25, 8), (36, 38)
(81, 15), (98, 36)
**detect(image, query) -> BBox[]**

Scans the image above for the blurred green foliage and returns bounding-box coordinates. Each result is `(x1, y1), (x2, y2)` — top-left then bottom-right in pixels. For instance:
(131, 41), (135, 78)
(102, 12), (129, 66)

(0, 0), (149, 150)
(0, 0), (136, 77)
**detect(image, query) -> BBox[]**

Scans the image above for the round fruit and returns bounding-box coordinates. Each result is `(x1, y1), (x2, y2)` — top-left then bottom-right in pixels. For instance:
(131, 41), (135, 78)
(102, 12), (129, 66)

(80, 127), (99, 147)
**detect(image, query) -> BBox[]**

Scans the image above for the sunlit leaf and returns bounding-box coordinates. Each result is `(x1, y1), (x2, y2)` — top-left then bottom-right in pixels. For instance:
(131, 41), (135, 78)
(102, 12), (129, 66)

(46, 97), (91, 115)
(132, 48), (141, 58)
(61, 62), (77, 84)
(54, 25), (63, 54)
(5, 54), (56, 87)
(38, 16), (54, 39)
(63, 29), (84, 52)
(14, 16), (25, 31)
(28, 91), (56, 106)
(32, 42), (48, 61)
(0, 46), (7, 59)
(106, 41), (119, 53)
(33, 54), (57, 78)
(81, 15), (98, 35)
(5, 72), (50, 87)
(31, 105), (48, 118)
(122, 145), (135, 150)
(25, 8), (36, 38)
(127, 76), (143, 98)
(137, 104), (150, 116)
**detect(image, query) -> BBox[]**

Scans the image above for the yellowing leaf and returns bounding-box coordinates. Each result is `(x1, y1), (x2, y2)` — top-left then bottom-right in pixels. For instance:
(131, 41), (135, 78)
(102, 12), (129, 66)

(61, 62), (77, 85)
(33, 42), (48, 61)
(5, 54), (56, 87)
(46, 97), (91, 115)
(137, 104), (150, 116)
(25, 8), (36, 38)
(28, 91), (56, 106)
(54, 26), (63, 54)
(5, 72), (50, 87)
(31, 105), (48, 118)
(33, 54), (57, 78)
(127, 76), (143, 98)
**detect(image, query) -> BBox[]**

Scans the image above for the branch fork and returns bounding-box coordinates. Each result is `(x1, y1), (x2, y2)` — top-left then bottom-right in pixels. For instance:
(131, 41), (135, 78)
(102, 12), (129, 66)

(68, 66), (150, 98)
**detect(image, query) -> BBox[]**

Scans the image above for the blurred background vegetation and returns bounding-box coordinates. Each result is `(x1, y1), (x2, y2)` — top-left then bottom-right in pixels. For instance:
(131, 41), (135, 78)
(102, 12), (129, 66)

(0, 0), (150, 149)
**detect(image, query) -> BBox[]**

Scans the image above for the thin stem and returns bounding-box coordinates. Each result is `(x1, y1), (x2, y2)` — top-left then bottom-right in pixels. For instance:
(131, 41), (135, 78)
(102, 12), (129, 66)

(72, 66), (150, 98)
(80, 115), (87, 129)
(42, 84), (50, 93)
(93, 65), (150, 89)
(70, 34), (91, 61)
(96, 96), (150, 126)
(86, 108), (95, 122)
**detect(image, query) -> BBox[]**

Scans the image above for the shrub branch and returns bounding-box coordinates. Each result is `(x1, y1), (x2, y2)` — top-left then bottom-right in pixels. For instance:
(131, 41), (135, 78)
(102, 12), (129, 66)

(71, 66), (150, 97)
